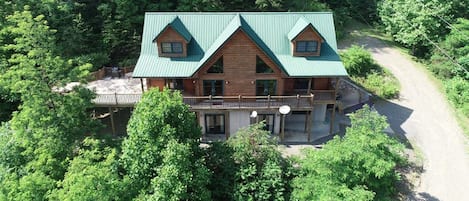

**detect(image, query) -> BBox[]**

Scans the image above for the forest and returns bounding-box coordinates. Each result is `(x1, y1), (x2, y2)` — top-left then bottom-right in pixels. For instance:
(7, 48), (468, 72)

(0, 0), (467, 200)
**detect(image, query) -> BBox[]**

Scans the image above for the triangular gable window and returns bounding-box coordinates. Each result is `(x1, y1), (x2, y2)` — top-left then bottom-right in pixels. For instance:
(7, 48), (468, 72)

(207, 57), (223, 73)
(256, 56), (274, 73)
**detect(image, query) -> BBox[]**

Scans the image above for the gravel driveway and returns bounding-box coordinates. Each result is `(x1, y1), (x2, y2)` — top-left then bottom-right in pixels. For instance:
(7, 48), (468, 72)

(339, 34), (469, 200)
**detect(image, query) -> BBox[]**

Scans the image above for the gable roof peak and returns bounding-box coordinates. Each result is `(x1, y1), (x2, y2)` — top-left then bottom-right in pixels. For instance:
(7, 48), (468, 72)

(287, 16), (324, 41)
(153, 16), (192, 43)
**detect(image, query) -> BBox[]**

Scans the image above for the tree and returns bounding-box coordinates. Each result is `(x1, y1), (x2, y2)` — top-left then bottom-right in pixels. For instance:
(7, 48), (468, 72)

(227, 123), (293, 201)
(292, 106), (405, 200)
(50, 137), (125, 201)
(0, 9), (97, 200)
(144, 140), (211, 201)
(378, 0), (453, 57)
(204, 142), (237, 200)
(120, 88), (202, 197)
(429, 18), (469, 80)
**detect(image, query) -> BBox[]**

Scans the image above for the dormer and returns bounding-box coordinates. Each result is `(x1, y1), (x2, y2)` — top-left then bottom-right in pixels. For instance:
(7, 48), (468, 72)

(287, 17), (324, 57)
(153, 16), (192, 58)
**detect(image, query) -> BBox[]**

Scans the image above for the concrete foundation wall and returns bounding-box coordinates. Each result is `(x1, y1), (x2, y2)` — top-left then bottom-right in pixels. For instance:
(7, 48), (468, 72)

(313, 104), (327, 121)
(229, 111), (251, 136)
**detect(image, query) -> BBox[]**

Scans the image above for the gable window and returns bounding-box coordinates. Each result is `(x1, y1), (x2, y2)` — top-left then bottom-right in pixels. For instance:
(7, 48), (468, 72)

(296, 41), (318, 53)
(256, 80), (277, 96)
(203, 80), (224, 96)
(205, 114), (225, 134)
(207, 57), (223, 73)
(161, 42), (183, 53)
(256, 56), (274, 73)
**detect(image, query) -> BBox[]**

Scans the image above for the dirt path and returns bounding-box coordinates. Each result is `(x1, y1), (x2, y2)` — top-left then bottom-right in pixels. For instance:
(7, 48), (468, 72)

(339, 34), (469, 200)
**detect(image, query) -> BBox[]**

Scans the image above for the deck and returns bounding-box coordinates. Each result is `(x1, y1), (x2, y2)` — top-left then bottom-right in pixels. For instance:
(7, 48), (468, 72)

(93, 91), (337, 109)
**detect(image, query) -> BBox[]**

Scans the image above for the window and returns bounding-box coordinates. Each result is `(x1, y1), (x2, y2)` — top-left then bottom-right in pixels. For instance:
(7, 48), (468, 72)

(256, 56), (273, 73)
(161, 42), (183, 53)
(205, 114), (225, 134)
(296, 41), (318, 53)
(207, 57), (223, 73)
(256, 80), (277, 95)
(294, 79), (310, 93)
(203, 80), (224, 96)
(168, 79), (184, 90)
(251, 114), (275, 134)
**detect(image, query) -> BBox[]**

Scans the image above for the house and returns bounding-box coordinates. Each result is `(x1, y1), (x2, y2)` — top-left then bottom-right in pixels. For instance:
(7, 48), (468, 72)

(133, 12), (348, 142)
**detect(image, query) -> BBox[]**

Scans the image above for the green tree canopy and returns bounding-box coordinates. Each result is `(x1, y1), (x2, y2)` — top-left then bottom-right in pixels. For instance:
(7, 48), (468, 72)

(120, 88), (202, 197)
(292, 106), (406, 200)
(227, 123), (293, 201)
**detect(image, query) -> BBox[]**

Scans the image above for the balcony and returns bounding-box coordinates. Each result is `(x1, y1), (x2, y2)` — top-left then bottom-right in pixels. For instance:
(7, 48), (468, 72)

(93, 90), (338, 109)
(182, 94), (315, 110)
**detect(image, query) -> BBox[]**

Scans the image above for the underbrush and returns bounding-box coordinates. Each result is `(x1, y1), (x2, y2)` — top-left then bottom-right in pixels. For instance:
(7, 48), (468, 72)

(341, 45), (400, 99)
(352, 70), (400, 99)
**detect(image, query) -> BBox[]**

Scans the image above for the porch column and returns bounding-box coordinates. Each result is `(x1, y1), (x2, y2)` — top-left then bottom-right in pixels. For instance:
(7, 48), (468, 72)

(109, 107), (116, 136)
(306, 110), (313, 142)
(329, 104), (336, 135)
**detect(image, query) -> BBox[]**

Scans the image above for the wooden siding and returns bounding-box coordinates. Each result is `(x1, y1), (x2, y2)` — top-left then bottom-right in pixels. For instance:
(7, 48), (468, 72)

(194, 29), (285, 96)
(291, 26), (323, 57)
(147, 78), (165, 90)
(183, 79), (196, 95)
(314, 78), (330, 90)
(155, 26), (187, 57)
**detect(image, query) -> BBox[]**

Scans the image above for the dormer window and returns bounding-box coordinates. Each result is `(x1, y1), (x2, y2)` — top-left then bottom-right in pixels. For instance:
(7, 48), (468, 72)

(296, 41), (318, 53)
(161, 42), (183, 54)
(288, 17), (324, 57)
(154, 17), (192, 58)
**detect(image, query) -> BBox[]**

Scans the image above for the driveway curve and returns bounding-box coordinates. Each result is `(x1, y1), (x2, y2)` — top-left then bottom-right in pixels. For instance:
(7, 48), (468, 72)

(339, 35), (469, 201)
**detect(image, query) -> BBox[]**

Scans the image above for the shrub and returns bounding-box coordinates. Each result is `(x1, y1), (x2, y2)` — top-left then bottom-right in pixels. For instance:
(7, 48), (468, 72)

(361, 72), (399, 99)
(445, 77), (469, 116)
(341, 45), (379, 76)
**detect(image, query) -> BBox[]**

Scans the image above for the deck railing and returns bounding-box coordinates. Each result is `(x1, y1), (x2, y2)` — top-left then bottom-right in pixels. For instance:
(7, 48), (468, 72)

(182, 94), (315, 110)
(93, 93), (316, 109)
(93, 93), (142, 107)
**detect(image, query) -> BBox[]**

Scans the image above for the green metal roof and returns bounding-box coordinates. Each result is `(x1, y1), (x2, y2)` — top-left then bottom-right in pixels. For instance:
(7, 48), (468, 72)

(134, 12), (347, 78)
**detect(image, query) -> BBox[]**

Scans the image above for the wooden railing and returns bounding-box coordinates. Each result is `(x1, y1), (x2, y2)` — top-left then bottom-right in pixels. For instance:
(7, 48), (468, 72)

(93, 93), (142, 107)
(310, 90), (337, 104)
(93, 93), (315, 109)
(182, 94), (315, 110)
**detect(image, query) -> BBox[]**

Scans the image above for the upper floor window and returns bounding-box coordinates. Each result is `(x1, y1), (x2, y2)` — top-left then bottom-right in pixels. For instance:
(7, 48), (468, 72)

(296, 41), (318, 53)
(207, 57), (223, 73)
(161, 42), (183, 53)
(256, 80), (277, 96)
(256, 56), (274, 73)
(203, 80), (224, 96)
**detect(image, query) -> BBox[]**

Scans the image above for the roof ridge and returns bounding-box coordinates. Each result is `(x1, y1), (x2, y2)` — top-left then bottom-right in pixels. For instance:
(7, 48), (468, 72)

(145, 12), (334, 15)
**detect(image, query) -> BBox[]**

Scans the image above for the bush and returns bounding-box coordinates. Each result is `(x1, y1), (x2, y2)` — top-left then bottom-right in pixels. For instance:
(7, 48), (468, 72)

(341, 45), (379, 76)
(445, 77), (469, 116)
(341, 46), (400, 99)
(357, 72), (400, 99)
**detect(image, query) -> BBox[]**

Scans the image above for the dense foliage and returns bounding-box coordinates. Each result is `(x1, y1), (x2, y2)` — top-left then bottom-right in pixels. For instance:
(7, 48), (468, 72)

(292, 106), (406, 200)
(120, 88), (204, 198)
(378, 0), (469, 119)
(0, 1), (424, 200)
(227, 123), (293, 201)
(341, 45), (399, 99)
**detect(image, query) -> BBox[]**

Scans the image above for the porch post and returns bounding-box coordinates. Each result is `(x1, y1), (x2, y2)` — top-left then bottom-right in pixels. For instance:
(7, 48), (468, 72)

(140, 78), (145, 93)
(329, 104), (336, 135)
(305, 110), (311, 142)
(109, 107), (116, 136)
(307, 78), (312, 94)
(308, 110), (313, 142)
